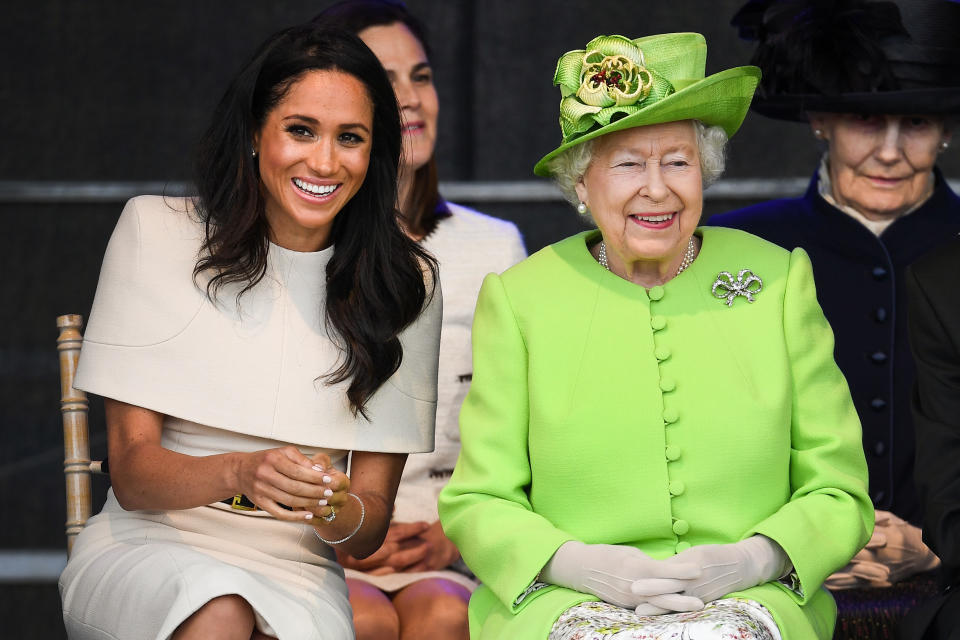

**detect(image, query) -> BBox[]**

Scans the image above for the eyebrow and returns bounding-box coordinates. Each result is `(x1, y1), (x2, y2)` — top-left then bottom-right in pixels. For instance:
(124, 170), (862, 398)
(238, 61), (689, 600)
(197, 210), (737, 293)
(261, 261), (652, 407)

(384, 61), (431, 81)
(610, 143), (696, 156)
(282, 114), (371, 134)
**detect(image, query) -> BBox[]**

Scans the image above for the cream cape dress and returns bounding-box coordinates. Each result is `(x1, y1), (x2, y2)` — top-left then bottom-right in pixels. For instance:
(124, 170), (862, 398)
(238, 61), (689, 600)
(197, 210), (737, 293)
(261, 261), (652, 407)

(59, 196), (442, 639)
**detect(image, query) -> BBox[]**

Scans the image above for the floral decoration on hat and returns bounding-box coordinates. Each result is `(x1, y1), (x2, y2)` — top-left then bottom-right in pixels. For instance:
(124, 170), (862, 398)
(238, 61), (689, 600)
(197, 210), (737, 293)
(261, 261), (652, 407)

(555, 35), (675, 142)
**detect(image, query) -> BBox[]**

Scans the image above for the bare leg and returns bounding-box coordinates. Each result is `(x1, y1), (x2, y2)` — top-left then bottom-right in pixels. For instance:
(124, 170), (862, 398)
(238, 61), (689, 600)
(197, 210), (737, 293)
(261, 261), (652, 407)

(347, 577), (400, 640)
(393, 578), (470, 640)
(172, 594), (256, 640)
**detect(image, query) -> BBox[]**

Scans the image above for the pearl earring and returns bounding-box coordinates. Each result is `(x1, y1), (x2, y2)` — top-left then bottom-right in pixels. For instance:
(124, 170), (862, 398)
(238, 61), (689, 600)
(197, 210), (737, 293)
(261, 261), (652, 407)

(940, 141), (950, 151)
(813, 128), (824, 139)
(252, 149), (258, 158)
(577, 202), (588, 215)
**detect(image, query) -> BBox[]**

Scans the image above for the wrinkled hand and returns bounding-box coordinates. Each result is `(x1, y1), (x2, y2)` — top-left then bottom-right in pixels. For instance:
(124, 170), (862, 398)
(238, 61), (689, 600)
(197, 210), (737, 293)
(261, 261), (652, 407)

(337, 521), (432, 575)
(825, 510), (939, 589)
(541, 541), (704, 612)
(233, 447), (335, 521)
(657, 536), (787, 605)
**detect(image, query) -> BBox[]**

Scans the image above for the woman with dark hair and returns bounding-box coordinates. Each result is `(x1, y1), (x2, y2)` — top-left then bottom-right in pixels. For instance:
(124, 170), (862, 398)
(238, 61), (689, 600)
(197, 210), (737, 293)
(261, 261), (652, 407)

(58, 24), (440, 640)
(310, 3), (526, 640)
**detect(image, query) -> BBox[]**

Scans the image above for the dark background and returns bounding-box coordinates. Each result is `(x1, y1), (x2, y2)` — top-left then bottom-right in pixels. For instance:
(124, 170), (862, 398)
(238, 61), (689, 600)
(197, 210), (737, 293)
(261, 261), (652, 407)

(3, 2), (958, 637)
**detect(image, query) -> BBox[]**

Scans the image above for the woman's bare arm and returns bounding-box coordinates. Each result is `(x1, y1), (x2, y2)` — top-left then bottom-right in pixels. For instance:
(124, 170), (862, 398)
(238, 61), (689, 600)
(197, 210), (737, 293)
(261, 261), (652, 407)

(313, 450), (407, 558)
(105, 398), (330, 522)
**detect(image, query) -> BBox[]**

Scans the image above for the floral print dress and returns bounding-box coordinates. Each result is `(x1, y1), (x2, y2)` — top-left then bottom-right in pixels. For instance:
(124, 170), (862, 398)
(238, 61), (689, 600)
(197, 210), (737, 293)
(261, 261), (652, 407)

(549, 599), (781, 640)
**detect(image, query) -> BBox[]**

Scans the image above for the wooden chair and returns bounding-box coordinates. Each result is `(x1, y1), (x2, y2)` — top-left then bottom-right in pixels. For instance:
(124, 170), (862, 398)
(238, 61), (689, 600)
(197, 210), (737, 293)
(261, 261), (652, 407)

(57, 314), (106, 555)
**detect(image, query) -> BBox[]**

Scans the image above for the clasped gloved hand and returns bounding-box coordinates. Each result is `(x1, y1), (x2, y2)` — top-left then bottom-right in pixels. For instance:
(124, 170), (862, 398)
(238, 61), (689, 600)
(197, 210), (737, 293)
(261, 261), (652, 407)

(825, 510), (939, 589)
(653, 535), (789, 604)
(541, 541), (705, 614)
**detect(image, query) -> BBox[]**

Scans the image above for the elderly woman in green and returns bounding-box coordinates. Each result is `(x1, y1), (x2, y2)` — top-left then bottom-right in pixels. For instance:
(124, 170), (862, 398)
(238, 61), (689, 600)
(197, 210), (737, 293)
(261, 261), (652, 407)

(438, 33), (873, 640)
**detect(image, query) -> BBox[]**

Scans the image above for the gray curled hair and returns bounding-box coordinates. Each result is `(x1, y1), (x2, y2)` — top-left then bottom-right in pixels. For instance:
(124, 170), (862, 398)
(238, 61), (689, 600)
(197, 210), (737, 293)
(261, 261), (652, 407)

(546, 120), (728, 210)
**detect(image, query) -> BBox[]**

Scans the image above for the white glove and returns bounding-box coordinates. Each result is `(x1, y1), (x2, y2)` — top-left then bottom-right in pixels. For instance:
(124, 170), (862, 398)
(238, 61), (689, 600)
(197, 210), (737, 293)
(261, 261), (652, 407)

(825, 510), (939, 589)
(654, 536), (788, 604)
(542, 541), (704, 612)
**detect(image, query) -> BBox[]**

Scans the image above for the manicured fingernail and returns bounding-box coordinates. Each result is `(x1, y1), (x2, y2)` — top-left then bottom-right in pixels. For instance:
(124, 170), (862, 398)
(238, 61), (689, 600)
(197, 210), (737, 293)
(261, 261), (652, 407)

(319, 499), (327, 506)
(304, 513), (313, 520)
(312, 465), (324, 472)
(322, 475), (332, 484)
(324, 489), (333, 497)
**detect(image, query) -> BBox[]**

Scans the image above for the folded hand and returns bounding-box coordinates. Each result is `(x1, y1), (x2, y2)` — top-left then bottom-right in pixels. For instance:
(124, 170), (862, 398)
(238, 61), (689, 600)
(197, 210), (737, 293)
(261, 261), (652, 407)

(542, 541), (704, 612)
(656, 536), (787, 605)
(337, 521), (432, 574)
(825, 510), (939, 589)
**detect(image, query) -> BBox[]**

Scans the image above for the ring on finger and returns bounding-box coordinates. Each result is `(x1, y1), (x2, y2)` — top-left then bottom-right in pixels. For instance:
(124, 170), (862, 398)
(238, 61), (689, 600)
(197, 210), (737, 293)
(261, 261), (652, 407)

(321, 505), (336, 523)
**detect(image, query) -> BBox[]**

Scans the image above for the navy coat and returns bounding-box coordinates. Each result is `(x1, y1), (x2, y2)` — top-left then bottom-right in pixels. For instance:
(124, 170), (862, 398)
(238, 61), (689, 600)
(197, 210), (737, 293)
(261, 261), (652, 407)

(708, 169), (960, 524)
(901, 237), (960, 639)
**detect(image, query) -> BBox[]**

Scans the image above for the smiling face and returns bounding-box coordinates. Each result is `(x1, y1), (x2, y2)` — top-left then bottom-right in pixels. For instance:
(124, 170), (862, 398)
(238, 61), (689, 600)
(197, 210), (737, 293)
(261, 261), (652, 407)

(575, 120), (702, 281)
(811, 113), (950, 220)
(254, 69), (373, 252)
(358, 22), (438, 175)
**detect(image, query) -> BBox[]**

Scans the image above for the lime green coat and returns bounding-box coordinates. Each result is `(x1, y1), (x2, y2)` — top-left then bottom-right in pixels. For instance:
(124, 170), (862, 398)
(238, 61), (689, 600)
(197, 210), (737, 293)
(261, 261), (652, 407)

(438, 227), (873, 639)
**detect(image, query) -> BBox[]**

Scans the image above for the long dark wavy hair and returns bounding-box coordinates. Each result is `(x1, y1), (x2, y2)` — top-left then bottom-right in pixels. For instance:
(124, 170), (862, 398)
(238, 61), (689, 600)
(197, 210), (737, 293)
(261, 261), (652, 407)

(192, 24), (437, 417)
(312, 0), (451, 238)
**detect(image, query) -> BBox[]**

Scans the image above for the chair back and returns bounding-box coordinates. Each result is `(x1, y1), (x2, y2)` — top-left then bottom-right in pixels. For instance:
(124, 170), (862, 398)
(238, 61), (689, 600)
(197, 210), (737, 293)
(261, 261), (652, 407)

(57, 314), (92, 555)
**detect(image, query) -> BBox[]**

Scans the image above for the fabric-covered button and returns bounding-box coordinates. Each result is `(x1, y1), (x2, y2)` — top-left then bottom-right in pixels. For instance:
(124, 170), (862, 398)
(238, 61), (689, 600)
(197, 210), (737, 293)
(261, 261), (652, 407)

(672, 520), (690, 535)
(651, 315), (667, 331)
(648, 285), (665, 301)
(669, 481), (685, 496)
(874, 307), (887, 323)
(871, 398), (887, 411)
(665, 445), (681, 461)
(659, 377), (676, 392)
(662, 407), (679, 424)
(676, 541), (691, 553)
(872, 266), (888, 280)
(874, 441), (886, 456)
(871, 351), (888, 364)
(655, 346), (671, 361)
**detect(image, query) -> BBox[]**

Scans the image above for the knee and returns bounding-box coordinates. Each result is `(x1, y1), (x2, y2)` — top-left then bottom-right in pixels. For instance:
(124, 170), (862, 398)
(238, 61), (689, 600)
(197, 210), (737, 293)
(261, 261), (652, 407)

(198, 595), (254, 625)
(349, 585), (399, 640)
(397, 581), (470, 640)
(421, 592), (468, 635)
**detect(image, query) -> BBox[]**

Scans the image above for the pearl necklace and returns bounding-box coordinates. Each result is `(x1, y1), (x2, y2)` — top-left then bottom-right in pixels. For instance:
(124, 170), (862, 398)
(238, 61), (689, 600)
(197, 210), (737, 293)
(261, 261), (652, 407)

(598, 236), (697, 277)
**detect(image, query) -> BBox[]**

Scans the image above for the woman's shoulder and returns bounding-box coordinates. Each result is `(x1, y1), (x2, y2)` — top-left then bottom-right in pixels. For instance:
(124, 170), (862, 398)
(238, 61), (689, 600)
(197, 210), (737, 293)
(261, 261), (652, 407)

(700, 226), (793, 266)
(427, 201), (527, 271)
(496, 231), (591, 290)
(442, 201), (522, 237)
(117, 195), (204, 244)
(81, 196), (208, 347)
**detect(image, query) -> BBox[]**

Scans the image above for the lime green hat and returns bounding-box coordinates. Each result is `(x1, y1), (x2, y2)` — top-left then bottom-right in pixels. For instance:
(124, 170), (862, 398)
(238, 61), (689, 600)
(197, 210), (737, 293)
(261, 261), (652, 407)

(533, 32), (761, 177)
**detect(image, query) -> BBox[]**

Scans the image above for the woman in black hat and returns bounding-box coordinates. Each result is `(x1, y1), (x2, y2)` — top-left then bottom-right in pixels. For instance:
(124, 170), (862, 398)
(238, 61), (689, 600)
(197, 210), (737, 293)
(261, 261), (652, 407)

(710, 0), (959, 592)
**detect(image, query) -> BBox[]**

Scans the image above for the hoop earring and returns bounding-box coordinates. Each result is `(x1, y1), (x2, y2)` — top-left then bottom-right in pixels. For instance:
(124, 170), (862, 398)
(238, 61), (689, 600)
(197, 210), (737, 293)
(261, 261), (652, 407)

(577, 202), (588, 215)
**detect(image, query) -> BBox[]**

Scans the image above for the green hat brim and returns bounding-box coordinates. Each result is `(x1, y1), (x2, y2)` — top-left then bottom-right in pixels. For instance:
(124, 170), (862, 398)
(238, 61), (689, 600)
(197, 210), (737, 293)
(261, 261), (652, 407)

(533, 65), (761, 177)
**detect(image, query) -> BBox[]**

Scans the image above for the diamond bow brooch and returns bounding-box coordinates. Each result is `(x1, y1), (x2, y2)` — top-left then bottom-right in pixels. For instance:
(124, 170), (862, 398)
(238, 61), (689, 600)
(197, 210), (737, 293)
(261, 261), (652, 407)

(712, 269), (763, 307)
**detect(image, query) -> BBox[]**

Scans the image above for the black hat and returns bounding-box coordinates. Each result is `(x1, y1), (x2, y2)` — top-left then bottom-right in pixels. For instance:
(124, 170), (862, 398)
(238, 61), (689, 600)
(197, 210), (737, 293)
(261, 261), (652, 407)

(732, 0), (960, 121)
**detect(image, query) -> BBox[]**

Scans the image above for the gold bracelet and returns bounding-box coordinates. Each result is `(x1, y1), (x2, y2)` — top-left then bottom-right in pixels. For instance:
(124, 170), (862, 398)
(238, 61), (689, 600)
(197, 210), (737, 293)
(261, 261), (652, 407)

(314, 493), (364, 545)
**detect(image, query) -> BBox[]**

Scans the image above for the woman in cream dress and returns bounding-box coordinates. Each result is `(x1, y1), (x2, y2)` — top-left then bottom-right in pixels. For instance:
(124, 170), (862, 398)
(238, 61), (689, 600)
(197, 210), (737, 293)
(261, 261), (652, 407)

(310, 3), (527, 639)
(59, 25), (441, 640)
